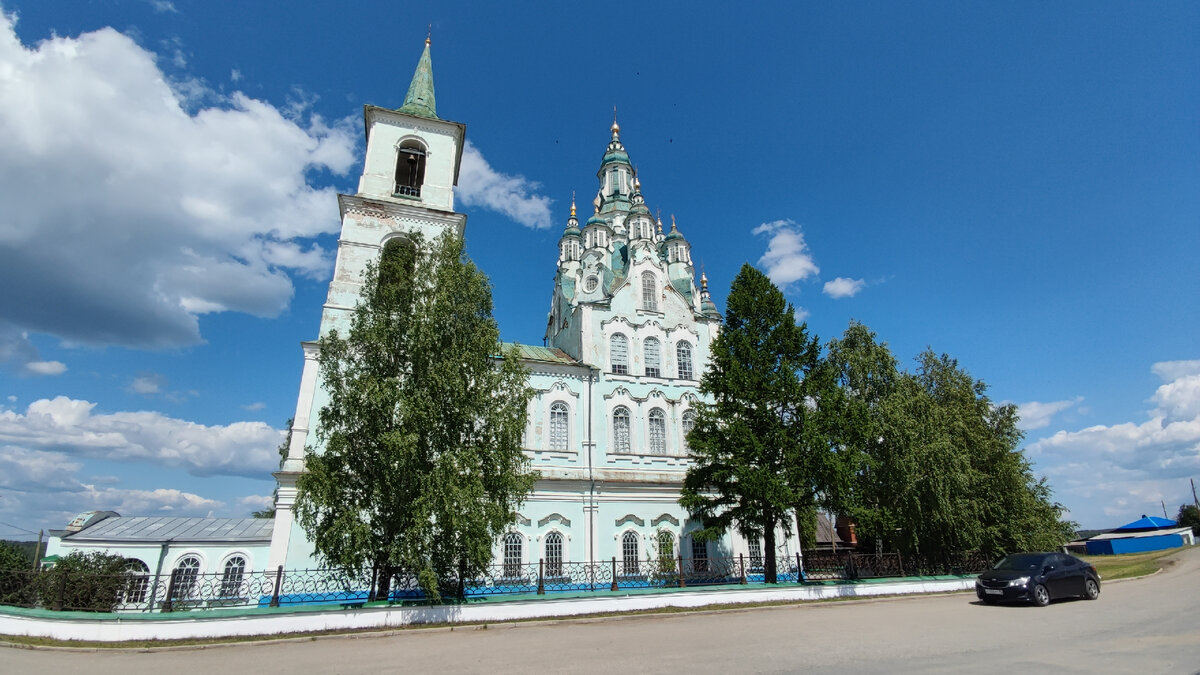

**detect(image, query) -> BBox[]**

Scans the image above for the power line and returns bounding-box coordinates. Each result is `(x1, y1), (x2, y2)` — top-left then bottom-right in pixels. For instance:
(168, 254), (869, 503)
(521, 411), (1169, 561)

(0, 521), (38, 536)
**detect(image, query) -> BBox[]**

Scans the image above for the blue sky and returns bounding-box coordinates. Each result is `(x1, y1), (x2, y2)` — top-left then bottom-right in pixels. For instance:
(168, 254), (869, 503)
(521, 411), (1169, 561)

(0, 1), (1196, 537)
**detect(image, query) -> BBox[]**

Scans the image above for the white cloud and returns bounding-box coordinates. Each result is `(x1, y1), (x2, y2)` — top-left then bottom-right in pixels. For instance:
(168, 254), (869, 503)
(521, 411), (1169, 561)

(130, 374), (165, 395)
(24, 360), (66, 376)
(457, 140), (553, 229)
(230, 68), (242, 82)
(0, 15), (357, 355)
(1015, 397), (1083, 431)
(753, 220), (820, 287)
(794, 307), (810, 322)
(0, 396), (284, 478)
(241, 401), (266, 411)
(148, 0), (178, 14)
(1026, 360), (1200, 527)
(822, 277), (866, 299)
(238, 494), (274, 511)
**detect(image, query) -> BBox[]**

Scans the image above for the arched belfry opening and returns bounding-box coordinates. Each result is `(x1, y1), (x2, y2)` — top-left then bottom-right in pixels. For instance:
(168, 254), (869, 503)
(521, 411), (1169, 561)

(376, 236), (418, 305)
(394, 140), (427, 197)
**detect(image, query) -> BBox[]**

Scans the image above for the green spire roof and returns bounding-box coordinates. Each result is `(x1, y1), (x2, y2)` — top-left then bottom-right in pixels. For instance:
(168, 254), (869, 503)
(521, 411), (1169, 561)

(398, 39), (438, 119)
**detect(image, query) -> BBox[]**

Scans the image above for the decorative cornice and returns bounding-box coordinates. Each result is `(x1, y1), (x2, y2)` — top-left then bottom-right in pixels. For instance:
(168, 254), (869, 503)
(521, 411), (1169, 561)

(537, 513), (572, 528)
(651, 514), (680, 527)
(615, 514), (646, 528)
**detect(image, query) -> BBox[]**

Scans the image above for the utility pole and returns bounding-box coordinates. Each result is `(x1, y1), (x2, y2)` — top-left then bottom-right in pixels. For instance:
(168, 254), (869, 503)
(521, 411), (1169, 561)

(1192, 478), (1199, 512)
(1162, 500), (1169, 520)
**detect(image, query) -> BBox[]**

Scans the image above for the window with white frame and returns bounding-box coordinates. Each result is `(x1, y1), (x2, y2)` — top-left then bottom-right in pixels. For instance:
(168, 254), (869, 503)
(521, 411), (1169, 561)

(170, 555), (201, 600)
(681, 410), (696, 453)
(545, 532), (563, 578)
(622, 531), (640, 575)
(648, 408), (666, 455)
(122, 559), (150, 604)
(549, 402), (569, 451)
(657, 531), (674, 563)
(220, 555), (247, 597)
(748, 538), (764, 572)
(691, 538), (708, 573)
(641, 272), (657, 311)
(503, 533), (523, 579)
(644, 337), (661, 377)
(676, 341), (694, 380)
(612, 406), (631, 453)
(610, 333), (629, 375)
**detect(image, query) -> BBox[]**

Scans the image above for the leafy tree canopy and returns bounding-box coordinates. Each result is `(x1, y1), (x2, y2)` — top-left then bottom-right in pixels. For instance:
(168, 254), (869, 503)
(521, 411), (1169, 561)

(295, 232), (537, 602)
(1177, 504), (1200, 536)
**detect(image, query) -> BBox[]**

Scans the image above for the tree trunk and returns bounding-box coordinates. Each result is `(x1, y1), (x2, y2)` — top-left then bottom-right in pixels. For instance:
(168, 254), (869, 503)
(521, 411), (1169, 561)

(764, 517), (778, 584)
(376, 563), (392, 602)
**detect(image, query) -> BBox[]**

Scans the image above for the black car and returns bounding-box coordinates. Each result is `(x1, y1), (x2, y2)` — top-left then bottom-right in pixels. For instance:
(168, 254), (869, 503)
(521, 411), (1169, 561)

(975, 552), (1101, 606)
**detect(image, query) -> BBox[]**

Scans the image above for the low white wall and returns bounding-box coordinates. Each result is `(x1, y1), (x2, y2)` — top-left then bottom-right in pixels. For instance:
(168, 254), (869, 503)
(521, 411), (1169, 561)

(0, 579), (974, 643)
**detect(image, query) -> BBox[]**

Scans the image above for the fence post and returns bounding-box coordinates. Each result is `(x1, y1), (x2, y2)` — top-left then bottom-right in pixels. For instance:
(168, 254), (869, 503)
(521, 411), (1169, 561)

(610, 557), (618, 592)
(537, 558), (545, 595)
(796, 552), (804, 584)
(677, 554), (685, 588)
(269, 565), (284, 608)
(897, 552), (905, 577)
(54, 569), (67, 611)
(162, 573), (176, 613)
(739, 553), (747, 584)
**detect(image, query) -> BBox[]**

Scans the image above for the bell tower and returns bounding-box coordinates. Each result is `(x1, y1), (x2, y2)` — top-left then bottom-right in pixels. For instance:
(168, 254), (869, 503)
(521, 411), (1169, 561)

(269, 38), (469, 569)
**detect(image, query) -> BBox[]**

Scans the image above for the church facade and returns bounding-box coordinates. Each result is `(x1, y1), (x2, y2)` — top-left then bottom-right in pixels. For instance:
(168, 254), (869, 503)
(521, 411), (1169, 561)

(267, 41), (804, 574)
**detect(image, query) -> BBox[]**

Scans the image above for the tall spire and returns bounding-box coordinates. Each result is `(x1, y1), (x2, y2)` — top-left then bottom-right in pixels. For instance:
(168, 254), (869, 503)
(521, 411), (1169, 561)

(398, 35), (438, 119)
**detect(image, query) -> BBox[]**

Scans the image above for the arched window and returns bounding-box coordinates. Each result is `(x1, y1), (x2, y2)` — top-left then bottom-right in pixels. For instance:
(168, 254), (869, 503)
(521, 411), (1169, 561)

(503, 533), (523, 579)
(612, 406), (631, 453)
(748, 538), (764, 572)
(648, 408), (666, 455)
(121, 559), (150, 605)
(681, 410), (696, 453)
(170, 555), (201, 600)
(549, 402), (569, 451)
(641, 272), (657, 311)
(610, 334), (629, 375)
(377, 237), (417, 301)
(644, 337), (661, 378)
(657, 531), (674, 563)
(220, 555), (247, 597)
(545, 532), (563, 578)
(622, 531), (640, 575)
(394, 140), (427, 197)
(691, 538), (709, 573)
(676, 341), (694, 380)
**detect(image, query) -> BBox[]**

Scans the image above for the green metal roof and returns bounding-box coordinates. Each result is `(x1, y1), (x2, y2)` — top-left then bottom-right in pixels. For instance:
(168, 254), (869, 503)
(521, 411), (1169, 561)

(501, 343), (580, 365)
(398, 40), (437, 119)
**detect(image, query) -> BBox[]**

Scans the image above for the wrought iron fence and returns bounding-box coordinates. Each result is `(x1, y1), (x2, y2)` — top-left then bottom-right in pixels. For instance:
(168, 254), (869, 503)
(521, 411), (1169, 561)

(0, 550), (991, 613)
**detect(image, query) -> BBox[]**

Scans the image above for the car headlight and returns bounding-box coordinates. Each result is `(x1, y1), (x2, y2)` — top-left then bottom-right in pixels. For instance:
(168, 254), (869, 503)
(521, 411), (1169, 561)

(1008, 576), (1030, 587)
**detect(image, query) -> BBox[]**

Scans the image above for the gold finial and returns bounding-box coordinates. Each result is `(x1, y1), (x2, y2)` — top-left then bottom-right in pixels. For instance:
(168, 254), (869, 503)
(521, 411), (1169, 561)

(570, 191), (576, 218)
(701, 267), (709, 291)
(611, 106), (620, 136)
(425, 24), (432, 45)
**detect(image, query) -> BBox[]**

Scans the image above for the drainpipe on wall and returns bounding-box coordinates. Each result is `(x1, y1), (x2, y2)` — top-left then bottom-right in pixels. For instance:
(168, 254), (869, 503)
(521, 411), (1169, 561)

(587, 365), (597, 568)
(147, 542), (169, 613)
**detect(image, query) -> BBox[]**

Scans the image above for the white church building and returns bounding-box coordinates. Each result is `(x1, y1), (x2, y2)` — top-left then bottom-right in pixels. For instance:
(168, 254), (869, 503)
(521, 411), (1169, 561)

(47, 40), (804, 597)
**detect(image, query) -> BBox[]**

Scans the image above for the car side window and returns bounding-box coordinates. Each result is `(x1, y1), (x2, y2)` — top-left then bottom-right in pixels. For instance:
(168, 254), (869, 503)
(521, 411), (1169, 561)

(1061, 555), (1076, 567)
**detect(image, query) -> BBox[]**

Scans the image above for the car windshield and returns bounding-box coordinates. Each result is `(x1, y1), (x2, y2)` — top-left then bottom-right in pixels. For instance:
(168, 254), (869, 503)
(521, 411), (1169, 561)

(992, 554), (1047, 571)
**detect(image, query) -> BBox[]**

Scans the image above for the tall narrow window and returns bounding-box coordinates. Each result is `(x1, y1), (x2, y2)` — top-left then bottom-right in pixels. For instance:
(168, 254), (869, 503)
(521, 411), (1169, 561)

(692, 538), (708, 573)
(641, 272), (657, 311)
(644, 337), (661, 378)
(676, 341), (694, 380)
(122, 559), (150, 605)
(171, 556), (201, 600)
(622, 532), (640, 575)
(612, 406), (631, 453)
(394, 141), (427, 197)
(748, 539), (764, 572)
(503, 533), (523, 579)
(648, 408), (666, 455)
(681, 410), (696, 453)
(657, 531), (674, 563)
(549, 402), (569, 451)
(610, 333), (629, 375)
(220, 556), (247, 597)
(545, 532), (563, 578)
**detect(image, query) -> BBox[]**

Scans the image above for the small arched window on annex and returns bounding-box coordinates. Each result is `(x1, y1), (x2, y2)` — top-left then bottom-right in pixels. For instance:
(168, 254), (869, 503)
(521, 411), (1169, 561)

(680, 409), (697, 454)
(394, 138), (427, 197)
(219, 554), (249, 598)
(612, 405), (632, 454)
(377, 236), (418, 303)
(641, 271), (657, 312)
(656, 530), (675, 565)
(121, 559), (151, 605)
(647, 408), (666, 455)
(621, 531), (640, 576)
(502, 532), (524, 580)
(549, 401), (569, 451)
(610, 333), (629, 375)
(643, 337), (662, 378)
(170, 554), (202, 601)
(544, 531), (564, 578)
(676, 340), (694, 380)
(691, 536), (709, 573)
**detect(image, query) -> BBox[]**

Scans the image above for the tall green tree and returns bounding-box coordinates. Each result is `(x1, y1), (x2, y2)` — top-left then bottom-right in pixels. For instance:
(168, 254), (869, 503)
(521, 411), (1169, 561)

(680, 264), (825, 583)
(295, 232), (537, 602)
(1176, 504), (1199, 536)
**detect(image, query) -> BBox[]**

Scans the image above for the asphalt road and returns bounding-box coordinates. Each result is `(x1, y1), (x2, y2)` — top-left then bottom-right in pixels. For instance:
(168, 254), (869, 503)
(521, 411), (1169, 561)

(5, 547), (1199, 674)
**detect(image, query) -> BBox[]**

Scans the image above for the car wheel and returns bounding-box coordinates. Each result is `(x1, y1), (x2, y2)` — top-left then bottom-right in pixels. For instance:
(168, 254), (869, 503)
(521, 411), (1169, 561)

(1032, 584), (1050, 607)
(1084, 578), (1100, 600)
